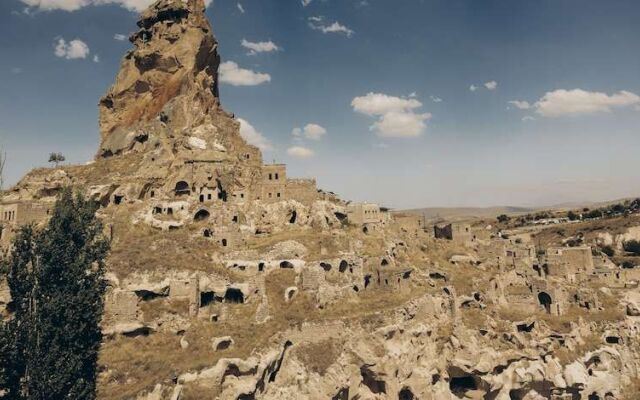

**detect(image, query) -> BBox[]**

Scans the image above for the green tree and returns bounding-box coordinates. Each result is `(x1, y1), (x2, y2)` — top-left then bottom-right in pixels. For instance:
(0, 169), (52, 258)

(48, 152), (66, 167)
(497, 214), (510, 223)
(0, 188), (109, 399)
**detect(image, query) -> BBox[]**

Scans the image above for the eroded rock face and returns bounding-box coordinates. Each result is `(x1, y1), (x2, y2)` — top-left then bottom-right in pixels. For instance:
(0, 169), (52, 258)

(98, 0), (221, 158)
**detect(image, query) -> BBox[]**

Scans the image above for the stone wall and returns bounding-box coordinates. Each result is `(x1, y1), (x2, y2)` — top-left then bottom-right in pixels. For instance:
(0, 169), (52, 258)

(104, 290), (139, 324)
(545, 246), (594, 277)
(0, 201), (52, 227)
(347, 203), (385, 225)
(434, 222), (473, 244)
(170, 276), (200, 316)
(285, 178), (318, 205)
(392, 214), (425, 233)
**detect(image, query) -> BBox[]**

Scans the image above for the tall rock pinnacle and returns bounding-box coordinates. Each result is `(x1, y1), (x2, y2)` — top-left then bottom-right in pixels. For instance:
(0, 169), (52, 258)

(98, 0), (222, 158)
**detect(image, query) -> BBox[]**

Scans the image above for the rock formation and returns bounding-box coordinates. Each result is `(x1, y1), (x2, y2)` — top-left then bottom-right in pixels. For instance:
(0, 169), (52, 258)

(99, 0), (221, 158)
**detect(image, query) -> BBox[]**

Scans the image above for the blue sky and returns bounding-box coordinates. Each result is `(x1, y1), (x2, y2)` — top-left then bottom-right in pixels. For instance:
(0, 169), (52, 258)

(1, 0), (639, 209)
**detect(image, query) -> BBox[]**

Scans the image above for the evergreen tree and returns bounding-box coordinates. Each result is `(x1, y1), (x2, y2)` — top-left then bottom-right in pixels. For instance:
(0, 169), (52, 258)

(0, 188), (109, 399)
(0, 225), (37, 399)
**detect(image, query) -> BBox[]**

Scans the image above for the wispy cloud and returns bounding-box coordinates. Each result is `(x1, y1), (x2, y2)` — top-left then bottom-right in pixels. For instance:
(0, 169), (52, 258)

(484, 80), (498, 90)
(470, 81), (498, 92)
(287, 146), (314, 158)
(241, 39), (280, 55)
(509, 89), (640, 118)
(508, 100), (531, 110)
(238, 118), (273, 151)
(308, 16), (354, 37)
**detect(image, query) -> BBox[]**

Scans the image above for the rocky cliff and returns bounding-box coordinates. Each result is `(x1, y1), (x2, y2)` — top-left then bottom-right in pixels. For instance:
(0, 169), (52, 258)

(98, 0), (223, 159)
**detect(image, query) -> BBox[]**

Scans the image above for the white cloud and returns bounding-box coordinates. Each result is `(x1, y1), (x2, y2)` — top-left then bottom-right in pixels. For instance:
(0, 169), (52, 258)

(370, 110), (431, 138)
(301, 0), (312, 6)
(352, 92), (431, 138)
(522, 116), (535, 122)
(430, 95), (443, 103)
(508, 100), (531, 110)
(373, 142), (389, 149)
(241, 39), (280, 55)
(11, 67), (22, 74)
(219, 61), (271, 86)
(287, 146), (314, 158)
(93, 54), (100, 63)
(292, 123), (327, 141)
(351, 92), (422, 116)
(113, 33), (127, 41)
(534, 89), (640, 117)
(21, 0), (212, 12)
(54, 38), (90, 60)
(470, 81), (498, 92)
(237, 118), (273, 151)
(21, 0), (91, 12)
(484, 80), (498, 90)
(308, 16), (354, 37)
(237, 2), (244, 13)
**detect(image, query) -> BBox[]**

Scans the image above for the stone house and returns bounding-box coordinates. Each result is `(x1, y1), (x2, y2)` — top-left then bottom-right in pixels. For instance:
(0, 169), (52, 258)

(542, 246), (594, 278)
(346, 203), (386, 225)
(0, 201), (52, 227)
(434, 222), (473, 244)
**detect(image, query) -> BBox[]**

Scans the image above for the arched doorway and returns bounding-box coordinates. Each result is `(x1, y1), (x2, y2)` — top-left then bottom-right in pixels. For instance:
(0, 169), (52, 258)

(194, 209), (210, 222)
(538, 291), (553, 313)
(175, 181), (190, 196)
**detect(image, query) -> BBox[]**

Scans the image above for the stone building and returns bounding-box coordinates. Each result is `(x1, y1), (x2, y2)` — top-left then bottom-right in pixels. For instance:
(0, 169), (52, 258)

(285, 179), (318, 205)
(259, 164), (287, 202)
(434, 222), (473, 244)
(104, 290), (139, 325)
(542, 246), (594, 278)
(170, 277), (201, 316)
(346, 203), (385, 225)
(256, 164), (318, 205)
(0, 201), (54, 243)
(392, 213), (426, 234)
(0, 201), (52, 227)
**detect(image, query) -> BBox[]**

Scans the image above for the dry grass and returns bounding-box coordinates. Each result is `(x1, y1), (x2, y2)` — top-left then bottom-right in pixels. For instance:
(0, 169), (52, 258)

(461, 308), (488, 330)
(620, 376), (640, 400)
(293, 339), (344, 376)
(555, 333), (602, 365)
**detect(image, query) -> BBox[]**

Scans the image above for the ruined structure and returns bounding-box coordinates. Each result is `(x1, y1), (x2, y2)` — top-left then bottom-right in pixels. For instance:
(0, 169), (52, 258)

(2, 1), (640, 399)
(434, 221), (473, 244)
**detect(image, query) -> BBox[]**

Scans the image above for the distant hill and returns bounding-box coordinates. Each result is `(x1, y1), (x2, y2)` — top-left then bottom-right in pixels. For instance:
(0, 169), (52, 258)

(401, 196), (640, 222)
(400, 206), (536, 221)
